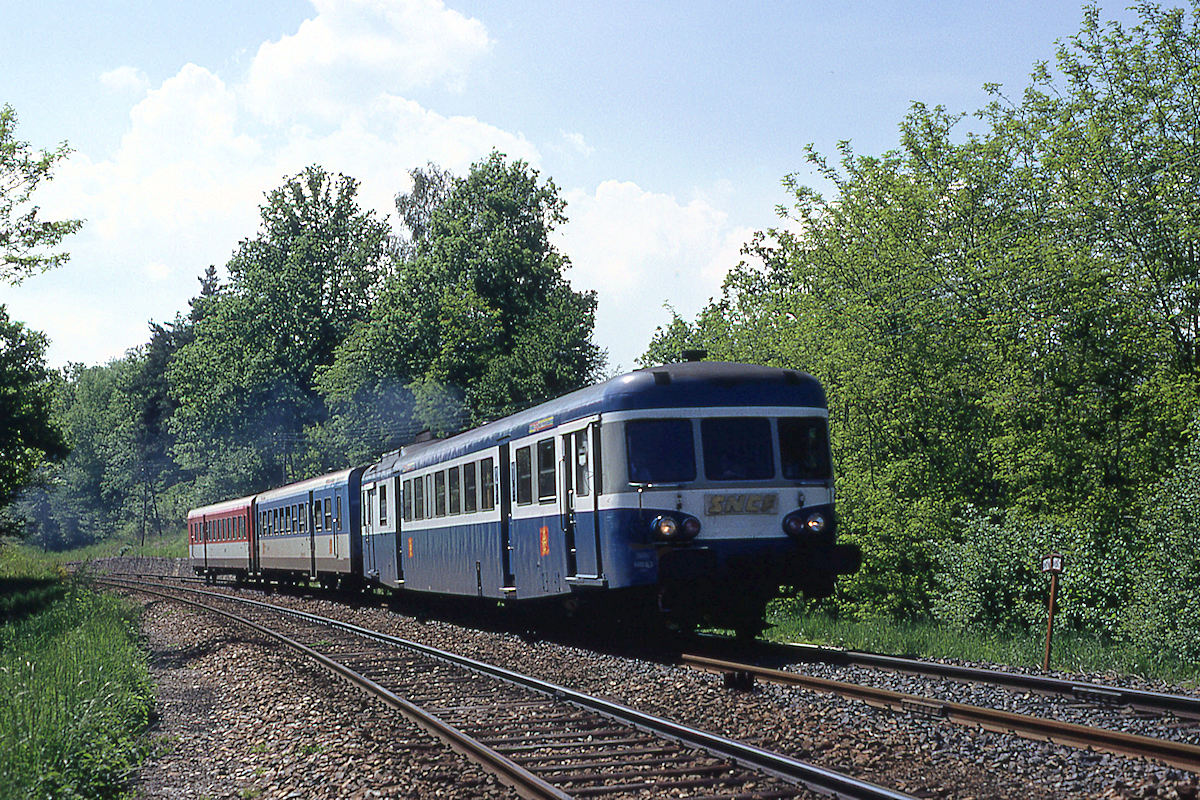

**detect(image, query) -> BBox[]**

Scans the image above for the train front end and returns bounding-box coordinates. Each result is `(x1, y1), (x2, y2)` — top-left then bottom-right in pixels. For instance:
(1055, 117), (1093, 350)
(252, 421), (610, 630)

(598, 362), (860, 634)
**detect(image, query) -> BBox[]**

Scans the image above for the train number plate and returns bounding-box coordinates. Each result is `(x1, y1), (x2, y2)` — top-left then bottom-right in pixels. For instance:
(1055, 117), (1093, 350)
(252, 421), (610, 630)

(705, 493), (779, 515)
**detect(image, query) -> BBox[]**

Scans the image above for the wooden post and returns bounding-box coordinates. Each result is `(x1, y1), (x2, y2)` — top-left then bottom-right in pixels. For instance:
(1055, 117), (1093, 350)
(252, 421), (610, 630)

(1043, 570), (1059, 671)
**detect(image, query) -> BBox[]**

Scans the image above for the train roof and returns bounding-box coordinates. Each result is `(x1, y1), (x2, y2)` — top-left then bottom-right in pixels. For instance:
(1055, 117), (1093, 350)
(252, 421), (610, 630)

(367, 361), (826, 478)
(255, 467), (364, 504)
(188, 495), (254, 519)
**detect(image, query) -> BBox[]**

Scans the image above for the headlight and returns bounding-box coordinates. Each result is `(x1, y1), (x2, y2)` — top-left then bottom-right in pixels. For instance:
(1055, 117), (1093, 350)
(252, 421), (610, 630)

(652, 514), (701, 541)
(805, 511), (828, 533)
(652, 515), (678, 538)
(783, 513), (805, 537)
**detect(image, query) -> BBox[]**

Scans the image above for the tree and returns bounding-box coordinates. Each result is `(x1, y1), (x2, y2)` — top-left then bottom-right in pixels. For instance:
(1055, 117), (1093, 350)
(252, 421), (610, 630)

(1, 104), (83, 283)
(642, 2), (1200, 628)
(319, 153), (603, 451)
(168, 166), (391, 496)
(0, 308), (66, 508)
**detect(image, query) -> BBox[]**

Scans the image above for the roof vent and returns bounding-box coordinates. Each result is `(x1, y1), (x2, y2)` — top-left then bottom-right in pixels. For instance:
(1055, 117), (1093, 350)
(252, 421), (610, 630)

(652, 370), (671, 385)
(413, 430), (436, 443)
(679, 348), (707, 362)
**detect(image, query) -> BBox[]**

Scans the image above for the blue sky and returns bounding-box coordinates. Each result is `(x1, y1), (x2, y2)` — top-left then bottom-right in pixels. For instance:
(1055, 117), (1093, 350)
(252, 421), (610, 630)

(1, 0), (1139, 371)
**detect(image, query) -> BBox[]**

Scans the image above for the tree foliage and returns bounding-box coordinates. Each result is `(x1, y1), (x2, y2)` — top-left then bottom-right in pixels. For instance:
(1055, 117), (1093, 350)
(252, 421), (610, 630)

(647, 1), (1200, 631)
(167, 166), (391, 498)
(319, 152), (602, 450)
(0, 308), (66, 509)
(0, 104), (83, 283)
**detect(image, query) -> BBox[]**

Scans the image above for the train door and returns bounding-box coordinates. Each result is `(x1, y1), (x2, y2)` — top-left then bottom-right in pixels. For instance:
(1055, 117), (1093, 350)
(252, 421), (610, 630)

(249, 503), (259, 576)
(393, 476), (403, 585)
(307, 491), (317, 579)
(499, 442), (515, 590)
(362, 483), (376, 578)
(559, 417), (602, 579)
(202, 516), (209, 573)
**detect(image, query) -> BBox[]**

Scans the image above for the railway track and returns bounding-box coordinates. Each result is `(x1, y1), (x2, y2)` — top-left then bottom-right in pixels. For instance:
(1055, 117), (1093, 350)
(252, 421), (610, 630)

(698, 636), (1200, 720)
(101, 577), (915, 800)
(682, 653), (1200, 773)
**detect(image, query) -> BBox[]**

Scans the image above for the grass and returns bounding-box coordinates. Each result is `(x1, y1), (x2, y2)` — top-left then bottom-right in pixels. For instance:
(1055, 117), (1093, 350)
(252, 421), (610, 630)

(44, 530), (190, 563)
(0, 545), (156, 799)
(764, 598), (1200, 688)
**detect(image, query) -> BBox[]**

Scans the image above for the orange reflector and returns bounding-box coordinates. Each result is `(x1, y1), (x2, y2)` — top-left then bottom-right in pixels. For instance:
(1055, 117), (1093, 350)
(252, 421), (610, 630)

(539, 526), (550, 557)
(408, 537), (414, 559)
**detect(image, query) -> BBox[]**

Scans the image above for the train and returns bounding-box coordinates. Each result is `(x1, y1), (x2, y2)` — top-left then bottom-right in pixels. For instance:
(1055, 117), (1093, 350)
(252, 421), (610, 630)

(187, 359), (861, 635)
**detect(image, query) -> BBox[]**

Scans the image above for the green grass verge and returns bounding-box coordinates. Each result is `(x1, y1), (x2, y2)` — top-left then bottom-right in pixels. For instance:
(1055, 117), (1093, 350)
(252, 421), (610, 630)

(0, 547), (155, 799)
(764, 598), (1200, 687)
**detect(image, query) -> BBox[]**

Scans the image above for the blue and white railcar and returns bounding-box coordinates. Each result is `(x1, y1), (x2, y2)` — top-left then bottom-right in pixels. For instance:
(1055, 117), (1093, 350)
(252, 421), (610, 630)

(255, 468), (364, 582)
(361, 361), (859, 630)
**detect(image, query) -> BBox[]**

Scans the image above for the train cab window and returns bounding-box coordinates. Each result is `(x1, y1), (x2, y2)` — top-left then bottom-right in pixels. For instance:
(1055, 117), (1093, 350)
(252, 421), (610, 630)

(414, 475), (425, 520)
(324, 498), (333, 530)
(702, 417), (774, 481)
(515, 447), (533, 505)
(463, 463), (477, 514)
(402, 479), (413, 522)
(379, 484), (388, 525)
(434, 471), (447, 517)
(537, 439), (556, 502)
(779, 417), (833, 480)
(574, 432), (590, 496)
(625, 419), (696, 484)
(481, 457), (495, 511)
(448, 467), (461, 515)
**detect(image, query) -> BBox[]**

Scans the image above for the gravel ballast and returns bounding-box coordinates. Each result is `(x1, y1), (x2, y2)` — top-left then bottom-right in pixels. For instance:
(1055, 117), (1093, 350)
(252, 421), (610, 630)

(106, 559), (1200, 799)
(135, 598), (518, 799)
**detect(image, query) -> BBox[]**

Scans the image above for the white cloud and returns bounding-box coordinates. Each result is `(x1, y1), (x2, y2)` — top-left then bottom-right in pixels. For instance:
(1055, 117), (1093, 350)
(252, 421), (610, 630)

(561, 130), (594, 157)
(11, 0), (542, 368)
(99, 66), (150, 94)
(561, 181), (753, 369)
(243, 0), (490, 123)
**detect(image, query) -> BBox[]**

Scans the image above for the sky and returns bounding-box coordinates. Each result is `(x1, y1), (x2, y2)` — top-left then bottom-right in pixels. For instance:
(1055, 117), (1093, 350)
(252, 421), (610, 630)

(0, 0), (1141, 373)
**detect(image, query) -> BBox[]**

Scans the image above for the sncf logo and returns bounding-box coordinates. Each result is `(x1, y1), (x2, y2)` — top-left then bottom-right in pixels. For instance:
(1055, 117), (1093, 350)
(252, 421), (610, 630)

(705, 494), (779, 515)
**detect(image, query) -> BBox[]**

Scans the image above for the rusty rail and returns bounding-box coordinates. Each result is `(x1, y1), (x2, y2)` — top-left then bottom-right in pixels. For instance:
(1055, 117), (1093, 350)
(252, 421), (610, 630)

(683, 653), (1200, 773)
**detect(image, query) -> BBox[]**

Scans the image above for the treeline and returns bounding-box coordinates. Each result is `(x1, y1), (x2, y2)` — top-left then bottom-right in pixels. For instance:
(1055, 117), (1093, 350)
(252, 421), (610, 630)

(644, 2), (1200, 659)
(6, 153), (603, 550)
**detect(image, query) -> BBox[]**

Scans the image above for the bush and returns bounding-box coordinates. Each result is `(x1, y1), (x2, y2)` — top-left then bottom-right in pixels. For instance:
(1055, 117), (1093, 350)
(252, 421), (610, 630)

(1124, 433), (1200, 663)
(933, 507), (1136, 638)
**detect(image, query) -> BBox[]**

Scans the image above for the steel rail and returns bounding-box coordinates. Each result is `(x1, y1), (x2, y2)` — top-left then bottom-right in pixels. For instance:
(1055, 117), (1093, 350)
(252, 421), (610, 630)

(682, 653), (1200, 774)
(104, 576), (917, 800)
(722, 637), (1200, 720)
(103, 580), (571, 800)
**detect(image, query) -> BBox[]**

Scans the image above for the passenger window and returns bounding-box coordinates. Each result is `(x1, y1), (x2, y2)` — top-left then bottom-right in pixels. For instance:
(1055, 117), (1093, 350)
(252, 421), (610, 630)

(481, 457), (495, 511)
(537, 438), (555, 502)
(299, 503), (307, 533)
(324, 497), (332, 530)
(414, 476), (425, 519)
(314, 501), (322, 531)
(515, 447), (533, 505)
(449, 467), (461, 515)
(463, 462), (477, 513)
(335, 496), (342, 531)
(574, 432), (590, 496)
(380, 484), (388, 525)
(434, 471), (447, 516)
(403, 479), (413, 522)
